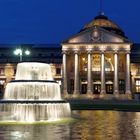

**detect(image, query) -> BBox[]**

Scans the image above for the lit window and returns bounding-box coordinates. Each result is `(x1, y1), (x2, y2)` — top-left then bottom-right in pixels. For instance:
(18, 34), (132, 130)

(136, 80), (140, 93)
(136, 80), (140, 86)
(92, 56), (100, 71)
(0, 80), (5, 85)
(0, 68), (4, 75)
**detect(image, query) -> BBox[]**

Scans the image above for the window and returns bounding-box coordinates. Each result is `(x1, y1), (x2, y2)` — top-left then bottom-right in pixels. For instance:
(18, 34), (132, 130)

(0, 54), (4, 57)
(38, 53), (42, 57)
(14, 69), (16, 75)
(136, 80), (140, 93)
(0, 80), (5, 85)
(51, 53), (54, 57)
(137, 68), (140, 75)
(0, 68), (4, 75)
(92, 55), (100, 71)
(56, 68), (61, 75)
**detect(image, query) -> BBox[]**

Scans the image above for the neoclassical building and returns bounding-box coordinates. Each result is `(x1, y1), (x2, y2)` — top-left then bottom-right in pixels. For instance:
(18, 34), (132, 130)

(0, 15), (140, 100)
(61, 14), (132, 98)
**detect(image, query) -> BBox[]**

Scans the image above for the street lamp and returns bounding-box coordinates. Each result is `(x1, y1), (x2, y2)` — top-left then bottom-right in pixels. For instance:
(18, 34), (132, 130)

(25, 50), (30, 55)
(14, 48), (30, 62)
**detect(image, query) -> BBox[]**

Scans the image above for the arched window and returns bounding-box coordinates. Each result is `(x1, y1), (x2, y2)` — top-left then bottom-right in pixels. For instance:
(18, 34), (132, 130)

(82, 54), (114, 72)
(92, 55), (114, 72)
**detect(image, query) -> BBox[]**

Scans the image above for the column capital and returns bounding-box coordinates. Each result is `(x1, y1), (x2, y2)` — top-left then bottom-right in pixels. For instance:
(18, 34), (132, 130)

(126, 50), (131, 54)
(113, 50), (118, 54)
(62, 50), (68, 54)
(100, 50), (105, 54)
(73, 49), (80, 54)
(100, 49), (105, 54)
(87, 49), (92, 54)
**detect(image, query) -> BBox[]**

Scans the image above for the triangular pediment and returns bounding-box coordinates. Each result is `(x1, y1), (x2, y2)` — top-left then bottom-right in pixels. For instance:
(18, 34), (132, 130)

(62, 26), (131, 44)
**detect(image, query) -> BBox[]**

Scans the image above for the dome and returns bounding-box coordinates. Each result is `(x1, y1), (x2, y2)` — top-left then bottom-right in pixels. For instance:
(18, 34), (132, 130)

(84, 14), (120, 29)
(82, 14), (126, 38)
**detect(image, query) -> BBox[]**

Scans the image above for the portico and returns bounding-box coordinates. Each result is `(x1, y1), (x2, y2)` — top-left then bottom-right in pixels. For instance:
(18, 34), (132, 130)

(62, 14), (132, 98)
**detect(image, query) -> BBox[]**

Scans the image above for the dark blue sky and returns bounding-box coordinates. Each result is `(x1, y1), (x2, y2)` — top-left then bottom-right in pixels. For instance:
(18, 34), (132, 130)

(0, 0), (139, 44)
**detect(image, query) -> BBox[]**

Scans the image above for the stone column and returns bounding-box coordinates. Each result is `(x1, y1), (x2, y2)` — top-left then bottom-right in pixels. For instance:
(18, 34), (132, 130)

(86, 50), (93, 96)
(62, 50), (68, 96)
(125, 51), (131, 95)
(114, 51), (119, 95)
(73, 50), (80, 96)
(100, 51), (106, 94)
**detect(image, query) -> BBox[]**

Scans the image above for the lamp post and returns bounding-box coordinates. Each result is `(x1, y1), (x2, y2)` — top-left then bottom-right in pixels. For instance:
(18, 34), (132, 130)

(14, 48), (30, 62)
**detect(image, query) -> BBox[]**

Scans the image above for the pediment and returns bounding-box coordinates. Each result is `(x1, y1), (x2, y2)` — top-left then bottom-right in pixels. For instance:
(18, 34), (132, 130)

(62, 27), (131, 44)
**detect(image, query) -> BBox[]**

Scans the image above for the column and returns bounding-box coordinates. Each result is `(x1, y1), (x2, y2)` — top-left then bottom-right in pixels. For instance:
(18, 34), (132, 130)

(86, 50), (93, 95)
(73, 50), (80, 95)
(100, 51), (106, 94)
(114, 51), (119, 94)
(125, 51), (131, 94)
(62, 50), (68, 95)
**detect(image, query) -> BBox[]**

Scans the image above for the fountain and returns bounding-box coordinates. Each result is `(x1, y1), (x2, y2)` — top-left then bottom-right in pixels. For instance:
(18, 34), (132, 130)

(0, 62), (71, 122)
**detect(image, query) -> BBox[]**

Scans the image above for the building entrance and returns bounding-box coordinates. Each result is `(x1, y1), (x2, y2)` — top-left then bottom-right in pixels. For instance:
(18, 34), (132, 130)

(106, 84), (113, 94)
(94, 84), (101, 94)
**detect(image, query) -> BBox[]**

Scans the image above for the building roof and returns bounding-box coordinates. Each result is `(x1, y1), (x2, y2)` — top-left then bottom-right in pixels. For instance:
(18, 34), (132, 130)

(81, 14), (127, 38)
(131, 43), (140, 63)
(0, 44), (62, 64)
(0, 43), (139, 63)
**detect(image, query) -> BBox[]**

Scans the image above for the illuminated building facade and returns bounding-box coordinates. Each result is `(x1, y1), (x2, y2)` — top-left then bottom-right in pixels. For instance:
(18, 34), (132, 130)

(61, 14), (138, 99)
(0, 14), (140, 99)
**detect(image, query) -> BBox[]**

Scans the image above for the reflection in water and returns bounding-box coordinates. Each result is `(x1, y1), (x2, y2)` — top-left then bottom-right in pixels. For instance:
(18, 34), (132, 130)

(0, 111), (140, 140)
(71, 111), (138, 140)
